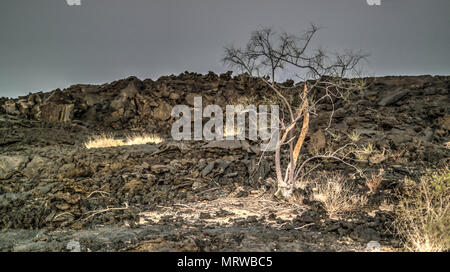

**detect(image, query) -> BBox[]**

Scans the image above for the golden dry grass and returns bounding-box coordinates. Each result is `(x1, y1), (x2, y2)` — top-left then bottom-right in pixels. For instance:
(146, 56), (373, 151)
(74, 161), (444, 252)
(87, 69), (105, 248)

(84, 133), (163, 149)
(124, 134), (164, 146)
(312, 175), (367, 218)
(84, 134), (124, 149)
(395, 167), (450, 252)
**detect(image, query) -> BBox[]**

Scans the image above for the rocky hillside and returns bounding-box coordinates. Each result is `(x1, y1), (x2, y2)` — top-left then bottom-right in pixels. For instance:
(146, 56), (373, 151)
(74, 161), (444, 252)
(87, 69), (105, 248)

(1, 72), (271, 133)
(0, 72), (448, 252)
(1, 72), (449, 137)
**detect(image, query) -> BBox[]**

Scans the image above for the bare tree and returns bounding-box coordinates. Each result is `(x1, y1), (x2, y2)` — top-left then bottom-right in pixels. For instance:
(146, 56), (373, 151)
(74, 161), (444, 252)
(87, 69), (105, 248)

(223, 25), (368, 80)
(223, 26), (315, 83)
(223, 25), (367, 199)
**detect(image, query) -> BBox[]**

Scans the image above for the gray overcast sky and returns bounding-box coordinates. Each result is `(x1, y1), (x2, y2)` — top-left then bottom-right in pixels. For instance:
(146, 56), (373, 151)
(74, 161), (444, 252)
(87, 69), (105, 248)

(1, 0), (449, 98)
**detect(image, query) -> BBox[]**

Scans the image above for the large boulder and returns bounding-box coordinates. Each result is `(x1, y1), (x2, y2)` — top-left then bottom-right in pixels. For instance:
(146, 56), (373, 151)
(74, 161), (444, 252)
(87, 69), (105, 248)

(0, 155), (29, 180)
(153, 100), (172, 121)
(22, 155), (49, 178)
(2, 100), (20, 115)
(378, 89), (409, 106)
(36, 103), (74, 122)
(110, 82), (138, 111)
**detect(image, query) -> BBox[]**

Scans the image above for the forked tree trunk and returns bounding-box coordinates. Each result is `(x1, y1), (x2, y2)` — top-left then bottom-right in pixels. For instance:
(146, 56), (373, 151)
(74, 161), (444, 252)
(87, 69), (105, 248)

(274, 85), (310, 199)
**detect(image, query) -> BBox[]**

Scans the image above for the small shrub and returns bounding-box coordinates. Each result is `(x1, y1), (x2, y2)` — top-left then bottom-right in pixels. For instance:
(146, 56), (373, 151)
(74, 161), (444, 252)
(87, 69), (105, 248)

(395, 168), (450, 252)
(312, 175), (367, 218)
(366, 168), (384, 194)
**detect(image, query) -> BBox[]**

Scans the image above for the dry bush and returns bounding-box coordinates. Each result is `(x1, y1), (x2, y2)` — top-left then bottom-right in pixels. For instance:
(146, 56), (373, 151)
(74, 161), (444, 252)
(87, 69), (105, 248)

(395, 168), (450, 252)
(366, 168), (384, 194)
(312, 175), (367, 218)
(84, 133), (163, 149)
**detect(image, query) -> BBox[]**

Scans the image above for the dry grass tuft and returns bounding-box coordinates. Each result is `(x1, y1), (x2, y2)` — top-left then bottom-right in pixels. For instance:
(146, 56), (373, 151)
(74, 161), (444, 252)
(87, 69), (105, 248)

(395, 167), (450, 252)
(124, 134), (164, 146)
(355, 142), (375, 161)
(312, 175), (367, 218)
(84, 133), (124, 149)
(347, 130), (361, 142)
(366, 168), (384, 194)
(84, 133), (163, 149)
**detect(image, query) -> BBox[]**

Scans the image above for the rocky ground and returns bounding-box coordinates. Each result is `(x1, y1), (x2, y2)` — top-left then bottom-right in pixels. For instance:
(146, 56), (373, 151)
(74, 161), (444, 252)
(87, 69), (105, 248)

(0, 72), (449, 252)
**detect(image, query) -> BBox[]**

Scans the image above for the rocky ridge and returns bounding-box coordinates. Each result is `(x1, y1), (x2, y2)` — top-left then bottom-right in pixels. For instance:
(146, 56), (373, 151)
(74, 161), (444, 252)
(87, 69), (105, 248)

(0, 72), (449, 251)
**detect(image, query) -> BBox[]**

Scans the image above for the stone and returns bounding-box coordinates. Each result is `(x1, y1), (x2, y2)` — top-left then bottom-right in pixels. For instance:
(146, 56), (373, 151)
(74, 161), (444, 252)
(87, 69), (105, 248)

(215, 159), (231, 170)
(201, 162), (215, 177)
(351, 227), (380, 243)
(151, 165), (171, 174)
(17, 99), (33, 112)
(56, 203), (71, 211)
(0, 155), (29, 180)
(123, 179), (144, 193)
(2, 100), (19, 115)
(419, 127), (434, 142)
(22, 155), (48, 178)
(153, 101), (172, 121)
(387, 128), (414, 145)
(37, 103), (74, 122)
(185, 93), (199, 106)
(236, 190), (249, 198)
(192, 181), (202, 190)
(199, 212), (212, 219)
(58, 163), (89, 179)
(110, 83), (138, 110)
(169, 93), (180, 100)
(378, 89), (408, 106)
(202, 140), (242, 150)
(35, 184), (53, 195)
